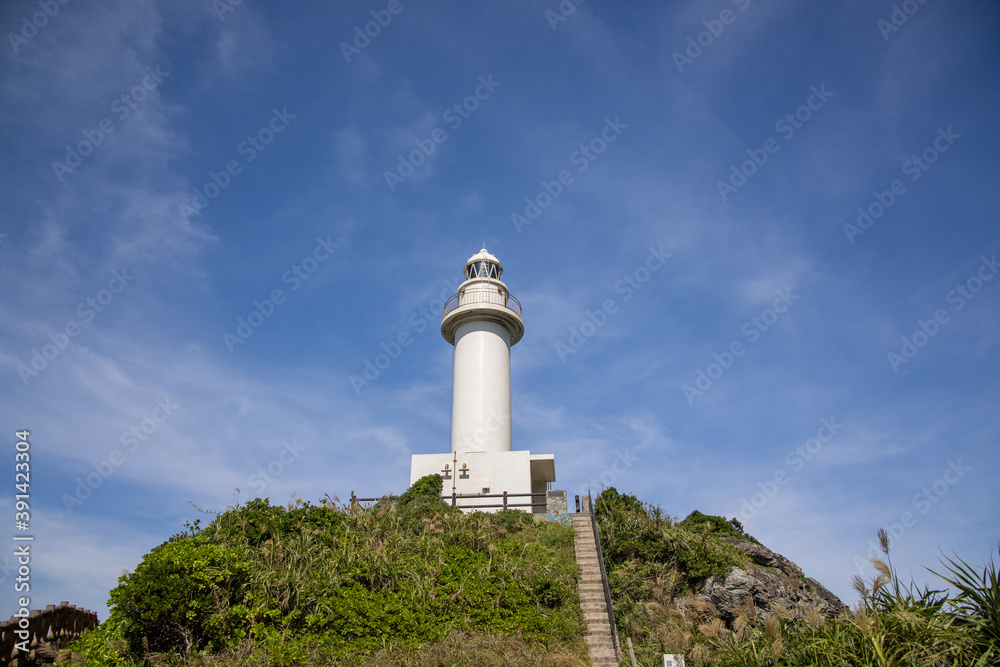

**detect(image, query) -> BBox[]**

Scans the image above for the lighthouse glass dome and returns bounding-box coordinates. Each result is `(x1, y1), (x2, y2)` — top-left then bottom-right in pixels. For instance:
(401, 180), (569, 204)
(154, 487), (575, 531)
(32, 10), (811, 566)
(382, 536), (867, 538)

(465, 259), (501, 280)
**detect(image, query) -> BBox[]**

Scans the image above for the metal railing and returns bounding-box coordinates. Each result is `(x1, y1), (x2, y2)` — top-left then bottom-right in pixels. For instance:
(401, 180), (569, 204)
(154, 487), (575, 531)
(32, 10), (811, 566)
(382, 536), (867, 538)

(442, 490), (544, 510)
(588, 491), (621, 659)
(349, 492), (397, 506)
(443, 289), (522, 318)
(350, 490), (545, 512)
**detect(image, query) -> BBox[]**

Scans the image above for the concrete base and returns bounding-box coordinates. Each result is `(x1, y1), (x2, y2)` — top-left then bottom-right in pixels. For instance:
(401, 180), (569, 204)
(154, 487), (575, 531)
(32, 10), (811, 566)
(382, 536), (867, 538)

(410, 450), (556, 513)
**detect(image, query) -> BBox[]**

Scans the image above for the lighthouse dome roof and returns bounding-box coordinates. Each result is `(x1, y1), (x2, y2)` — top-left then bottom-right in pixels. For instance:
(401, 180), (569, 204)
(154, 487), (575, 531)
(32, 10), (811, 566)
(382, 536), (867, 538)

(466, 247), (499, 265)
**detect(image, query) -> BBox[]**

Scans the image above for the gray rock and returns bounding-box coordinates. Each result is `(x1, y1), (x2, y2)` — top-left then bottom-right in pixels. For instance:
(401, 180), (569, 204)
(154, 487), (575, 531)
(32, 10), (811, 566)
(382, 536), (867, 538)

(693, 538), (848, 621)
(805, 576), (848, 613)
(721, 538), (803, 578)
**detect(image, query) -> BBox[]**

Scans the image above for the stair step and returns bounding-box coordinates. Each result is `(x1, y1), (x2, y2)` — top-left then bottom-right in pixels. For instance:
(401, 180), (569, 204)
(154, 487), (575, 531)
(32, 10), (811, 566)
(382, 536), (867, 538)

(573, 516), (618, 667)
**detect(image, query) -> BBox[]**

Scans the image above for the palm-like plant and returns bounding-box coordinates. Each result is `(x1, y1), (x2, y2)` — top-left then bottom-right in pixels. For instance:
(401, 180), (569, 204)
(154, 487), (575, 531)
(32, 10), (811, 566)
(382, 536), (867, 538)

(932, 546), (1000, 665)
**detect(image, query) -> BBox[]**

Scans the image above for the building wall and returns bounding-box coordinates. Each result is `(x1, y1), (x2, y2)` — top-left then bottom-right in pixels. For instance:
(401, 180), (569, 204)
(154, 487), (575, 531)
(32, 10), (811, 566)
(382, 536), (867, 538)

(410, 450), (534, 512)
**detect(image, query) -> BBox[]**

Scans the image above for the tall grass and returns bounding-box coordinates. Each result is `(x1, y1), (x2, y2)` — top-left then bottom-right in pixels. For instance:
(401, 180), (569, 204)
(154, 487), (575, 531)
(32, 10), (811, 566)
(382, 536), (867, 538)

(62, 483), (998, 667)
(593, 489), (997, 667)
(933, 544), (1000, 666)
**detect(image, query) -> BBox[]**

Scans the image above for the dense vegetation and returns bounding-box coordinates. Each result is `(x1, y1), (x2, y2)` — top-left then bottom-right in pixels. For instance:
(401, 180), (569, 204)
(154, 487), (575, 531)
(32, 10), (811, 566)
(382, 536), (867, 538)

(61, 475), (587, 666)
(594, 487), (1000, 666)
(59, 482), (999, 666)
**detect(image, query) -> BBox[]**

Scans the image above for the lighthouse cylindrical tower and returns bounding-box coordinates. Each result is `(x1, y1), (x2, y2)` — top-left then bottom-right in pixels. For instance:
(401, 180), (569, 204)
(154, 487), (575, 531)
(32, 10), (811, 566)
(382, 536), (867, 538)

(441, 248), (524, 454)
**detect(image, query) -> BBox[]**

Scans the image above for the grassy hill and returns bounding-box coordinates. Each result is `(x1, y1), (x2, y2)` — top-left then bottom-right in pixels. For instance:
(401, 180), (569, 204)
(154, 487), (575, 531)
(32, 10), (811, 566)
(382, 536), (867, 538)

(63, 476), (588, 666)
(60, 482), (998, 666)
(591, 488), (999, 667)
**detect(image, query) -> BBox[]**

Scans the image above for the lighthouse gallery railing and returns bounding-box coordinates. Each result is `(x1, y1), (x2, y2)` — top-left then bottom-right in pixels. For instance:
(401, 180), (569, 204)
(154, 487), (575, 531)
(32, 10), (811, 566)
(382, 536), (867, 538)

(443, 290), (522, 318)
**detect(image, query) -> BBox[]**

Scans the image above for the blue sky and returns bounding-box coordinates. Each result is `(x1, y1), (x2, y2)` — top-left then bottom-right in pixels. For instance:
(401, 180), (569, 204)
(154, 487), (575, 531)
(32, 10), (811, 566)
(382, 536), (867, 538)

(1, 0), (998, 621)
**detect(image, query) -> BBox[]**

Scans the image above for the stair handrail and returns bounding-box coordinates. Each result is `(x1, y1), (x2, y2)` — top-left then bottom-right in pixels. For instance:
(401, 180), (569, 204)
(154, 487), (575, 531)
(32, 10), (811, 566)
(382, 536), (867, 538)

(588, 491), (620, 659)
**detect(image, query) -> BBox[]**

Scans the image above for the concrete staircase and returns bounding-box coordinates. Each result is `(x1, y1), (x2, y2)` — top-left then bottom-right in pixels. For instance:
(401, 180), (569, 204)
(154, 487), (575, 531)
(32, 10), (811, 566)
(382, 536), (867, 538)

(572, 514), (620, 667)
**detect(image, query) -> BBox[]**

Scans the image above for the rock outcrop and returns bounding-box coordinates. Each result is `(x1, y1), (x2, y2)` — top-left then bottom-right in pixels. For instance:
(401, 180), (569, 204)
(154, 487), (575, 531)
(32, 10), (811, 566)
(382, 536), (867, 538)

(693, 538), (848, 621)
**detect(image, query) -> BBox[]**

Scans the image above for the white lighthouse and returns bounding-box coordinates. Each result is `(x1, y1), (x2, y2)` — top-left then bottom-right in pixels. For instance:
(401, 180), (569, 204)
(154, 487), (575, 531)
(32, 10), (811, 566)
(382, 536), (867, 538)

(409, 248), (557, 513)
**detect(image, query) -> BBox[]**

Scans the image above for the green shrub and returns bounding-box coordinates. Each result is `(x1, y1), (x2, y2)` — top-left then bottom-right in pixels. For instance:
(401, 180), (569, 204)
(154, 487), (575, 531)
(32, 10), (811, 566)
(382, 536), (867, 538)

(594, 487), (745, 590)
(679, 509), (761, 545)
(108, 536), (249, 653)
(82, 494), (584, 666)
(62, 616), (131, 666)
(397, 473), (444, 507)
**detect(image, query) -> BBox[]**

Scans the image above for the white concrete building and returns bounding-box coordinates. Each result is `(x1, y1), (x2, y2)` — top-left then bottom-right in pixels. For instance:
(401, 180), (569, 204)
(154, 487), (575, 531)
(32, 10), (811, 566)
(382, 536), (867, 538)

(409, 248), (556, 513)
